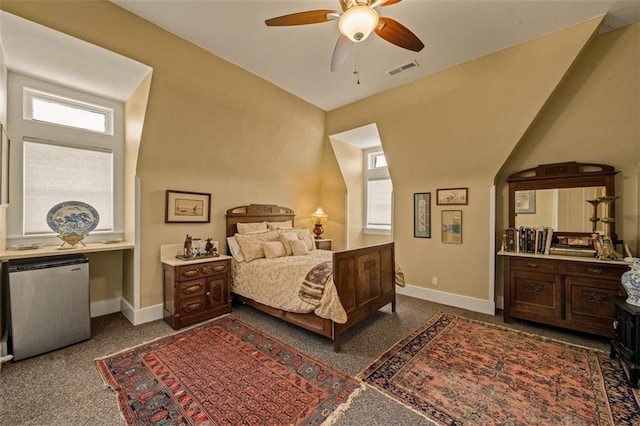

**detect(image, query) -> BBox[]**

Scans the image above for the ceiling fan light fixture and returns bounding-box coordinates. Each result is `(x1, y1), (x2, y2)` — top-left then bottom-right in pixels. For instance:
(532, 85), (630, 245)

(338, 6), (379, 42)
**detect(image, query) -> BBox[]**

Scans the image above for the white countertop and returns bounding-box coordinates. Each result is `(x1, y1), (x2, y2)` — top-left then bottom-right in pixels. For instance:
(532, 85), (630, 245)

(0, 241), (135, 261)
(161, 254), (232, 267)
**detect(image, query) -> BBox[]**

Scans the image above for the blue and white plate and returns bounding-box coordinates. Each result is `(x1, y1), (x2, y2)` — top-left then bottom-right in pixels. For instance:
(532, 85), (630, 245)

(46, 201), (100, 236)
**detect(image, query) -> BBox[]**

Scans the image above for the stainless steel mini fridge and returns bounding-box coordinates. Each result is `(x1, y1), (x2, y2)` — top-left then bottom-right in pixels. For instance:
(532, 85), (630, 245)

(8, 255), (90, 361)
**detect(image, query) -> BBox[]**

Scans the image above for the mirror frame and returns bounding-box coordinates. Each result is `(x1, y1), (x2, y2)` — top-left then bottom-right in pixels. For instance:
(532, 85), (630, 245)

(507, 162), (618, 240)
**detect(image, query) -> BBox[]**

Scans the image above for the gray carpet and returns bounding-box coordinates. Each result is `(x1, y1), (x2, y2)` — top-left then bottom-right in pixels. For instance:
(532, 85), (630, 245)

(0, 294), (610, 425)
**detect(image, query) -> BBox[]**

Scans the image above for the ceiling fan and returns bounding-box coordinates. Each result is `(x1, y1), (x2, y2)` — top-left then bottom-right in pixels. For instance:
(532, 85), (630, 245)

(265, 0), (424, 71)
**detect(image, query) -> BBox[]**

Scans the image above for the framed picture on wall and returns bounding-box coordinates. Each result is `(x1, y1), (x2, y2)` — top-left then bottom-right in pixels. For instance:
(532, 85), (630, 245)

(515, 190), (536, 214)
(442, 210), (462, 244)
(436, 188), (468, 205)
(414, 192), (431, 238)
(165, 190), (211, 223)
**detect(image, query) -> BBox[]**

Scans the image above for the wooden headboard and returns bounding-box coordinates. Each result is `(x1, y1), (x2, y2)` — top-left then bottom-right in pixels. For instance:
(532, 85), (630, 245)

(225, 204), (295, 237)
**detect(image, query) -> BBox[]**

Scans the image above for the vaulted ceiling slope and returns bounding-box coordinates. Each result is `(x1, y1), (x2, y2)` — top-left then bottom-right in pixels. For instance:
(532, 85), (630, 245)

(110, 0), (640, 111)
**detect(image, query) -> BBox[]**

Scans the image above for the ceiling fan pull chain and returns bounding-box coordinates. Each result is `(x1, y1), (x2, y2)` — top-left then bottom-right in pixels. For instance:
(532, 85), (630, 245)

(354, 51), (360, 85)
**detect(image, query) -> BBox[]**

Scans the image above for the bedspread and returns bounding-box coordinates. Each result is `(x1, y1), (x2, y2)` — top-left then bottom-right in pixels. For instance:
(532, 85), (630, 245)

(231, 250), (347, 323)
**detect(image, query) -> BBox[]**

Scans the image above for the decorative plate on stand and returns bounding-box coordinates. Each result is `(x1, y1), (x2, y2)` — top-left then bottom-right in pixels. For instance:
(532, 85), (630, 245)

(46, 201), (100, 238)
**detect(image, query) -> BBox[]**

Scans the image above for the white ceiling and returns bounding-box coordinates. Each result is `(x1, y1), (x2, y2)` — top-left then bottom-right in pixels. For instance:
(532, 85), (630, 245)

(110, 0), (640, 111)
(0, 1), (638, 111)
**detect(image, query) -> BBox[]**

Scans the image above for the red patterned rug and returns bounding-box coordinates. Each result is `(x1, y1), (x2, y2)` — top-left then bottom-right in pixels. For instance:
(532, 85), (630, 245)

(96, 315), (362, 425)
(358, 312), (640, 425)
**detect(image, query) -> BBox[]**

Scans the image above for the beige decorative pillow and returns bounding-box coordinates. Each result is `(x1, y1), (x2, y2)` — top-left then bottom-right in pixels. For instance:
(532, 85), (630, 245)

(291, 228), (315, 251)
(267, 220), (293, 230)
(234, 230), (280, 261)
(290, 239), (310, 256)
(279, 231), (299, 256)
(237, 221), (268, 234)
(262, 241), (287, 259)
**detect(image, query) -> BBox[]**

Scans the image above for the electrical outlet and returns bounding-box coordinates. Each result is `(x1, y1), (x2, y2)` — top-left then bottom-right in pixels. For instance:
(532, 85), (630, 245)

(432, 276), (438, 286)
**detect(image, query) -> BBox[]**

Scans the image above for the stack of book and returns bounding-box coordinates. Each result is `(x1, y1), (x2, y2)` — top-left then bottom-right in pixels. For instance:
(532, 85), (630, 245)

(502, 227), (553, 254)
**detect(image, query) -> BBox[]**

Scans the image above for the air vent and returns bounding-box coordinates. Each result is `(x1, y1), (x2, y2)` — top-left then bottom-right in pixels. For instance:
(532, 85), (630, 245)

(387, 60), (420, 76)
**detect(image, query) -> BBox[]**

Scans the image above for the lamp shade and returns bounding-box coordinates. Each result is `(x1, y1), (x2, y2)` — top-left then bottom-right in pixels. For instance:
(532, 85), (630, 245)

(311, 206), (328, 223)
(338, 6), (379, 42)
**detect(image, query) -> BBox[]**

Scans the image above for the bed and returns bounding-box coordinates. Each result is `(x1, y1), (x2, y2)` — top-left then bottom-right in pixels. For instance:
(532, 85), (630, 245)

(226, 204), (396, 351)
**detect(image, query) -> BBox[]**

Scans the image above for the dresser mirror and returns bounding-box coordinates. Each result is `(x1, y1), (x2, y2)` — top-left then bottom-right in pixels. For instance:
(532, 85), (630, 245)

(508, 162), (617, 241)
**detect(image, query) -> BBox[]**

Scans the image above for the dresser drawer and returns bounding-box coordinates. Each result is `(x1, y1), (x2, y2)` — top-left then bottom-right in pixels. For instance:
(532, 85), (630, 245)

(177, 261), (228, 281)
(565, 262), (626, 280)
(178, 279), (206, 298)
(509, 257), (559, 272)
(178, 296), (207, 316)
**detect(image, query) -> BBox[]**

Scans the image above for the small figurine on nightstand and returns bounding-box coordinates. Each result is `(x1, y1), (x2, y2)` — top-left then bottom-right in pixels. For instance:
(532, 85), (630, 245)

(204, 238), (217, 256)
(183, 234), (193, 258)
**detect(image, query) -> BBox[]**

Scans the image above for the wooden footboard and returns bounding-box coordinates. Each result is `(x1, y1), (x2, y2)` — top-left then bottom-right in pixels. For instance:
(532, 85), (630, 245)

(226, 204), (396, 351)
(332, 242), (396, 351)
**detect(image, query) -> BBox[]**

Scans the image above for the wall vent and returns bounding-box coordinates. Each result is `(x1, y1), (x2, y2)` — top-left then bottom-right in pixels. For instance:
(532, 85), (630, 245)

(387, 60), (420, 76)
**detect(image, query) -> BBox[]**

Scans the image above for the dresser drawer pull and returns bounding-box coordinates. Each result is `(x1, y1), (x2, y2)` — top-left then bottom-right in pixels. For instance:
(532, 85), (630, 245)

(183, 283), (202, 294)
(200, 266), (212, 274)
(182, 300), (203, 313)
(526, 262), (538, 268)
(586, 267), (603, 275)
(613, 320), (618, 330)
(212, 265), (226, 272)
(182, 269), (198, 278)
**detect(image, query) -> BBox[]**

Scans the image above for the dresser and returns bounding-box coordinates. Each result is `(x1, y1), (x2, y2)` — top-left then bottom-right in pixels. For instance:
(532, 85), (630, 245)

(162, 255), (232, 329)
(501, 252), (627, 338)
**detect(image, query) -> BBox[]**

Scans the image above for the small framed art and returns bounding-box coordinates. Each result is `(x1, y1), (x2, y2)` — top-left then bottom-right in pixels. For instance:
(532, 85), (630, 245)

(413, 192), (431, 238)
(442, 210), (462, 244)
(515, 190), (535, 214)
(165, 190), (211, 223)
(436, 188), (468, 205)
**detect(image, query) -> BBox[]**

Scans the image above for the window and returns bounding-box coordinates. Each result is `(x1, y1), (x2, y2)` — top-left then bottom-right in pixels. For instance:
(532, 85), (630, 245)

(24, 88), (114, 135)
(7, 73), (123, 244)
(364, 148), (392, 233)
(23, 140), (113, 234)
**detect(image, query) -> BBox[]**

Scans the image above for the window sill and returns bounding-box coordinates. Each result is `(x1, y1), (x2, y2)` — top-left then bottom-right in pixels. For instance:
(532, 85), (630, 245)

(362, 227), (391, 236)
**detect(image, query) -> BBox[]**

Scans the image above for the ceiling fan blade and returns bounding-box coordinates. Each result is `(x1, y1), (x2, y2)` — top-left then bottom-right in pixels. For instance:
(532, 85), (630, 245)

(338, 0), (349, 12)
(331, 34), (353, 71)
(370, 0), (403, 7)
(375, 17), (424, 52)
(265, 10), (338, 26)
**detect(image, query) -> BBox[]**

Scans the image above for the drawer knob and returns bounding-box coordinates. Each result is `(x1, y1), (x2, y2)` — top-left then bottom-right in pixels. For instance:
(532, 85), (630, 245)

(201, 266), (212, 273)
(587, 267), (603, 275)
(613, 320), (618, 330)
(526, 262), (538, 268)
(183, 301), (203, 313)
(183, 284), (202, 294)
(183, 269), (198, 278)
(213, 265), (225, 272)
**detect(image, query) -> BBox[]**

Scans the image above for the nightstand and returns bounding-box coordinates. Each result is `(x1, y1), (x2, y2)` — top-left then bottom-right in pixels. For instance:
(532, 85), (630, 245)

(162, 255), (232, 329)
(611, 296), (640, 387)
(314, 238), (332, 250)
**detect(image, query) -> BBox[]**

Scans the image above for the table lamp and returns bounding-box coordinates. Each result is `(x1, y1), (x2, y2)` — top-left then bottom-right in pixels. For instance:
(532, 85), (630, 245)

(311, 206), (328, 239)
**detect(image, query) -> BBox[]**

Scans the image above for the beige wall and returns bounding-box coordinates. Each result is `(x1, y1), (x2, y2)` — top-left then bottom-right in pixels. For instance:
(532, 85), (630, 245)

(496, 22), (640, 297)
(3, 1), (326, 309)
(325, 18), (607, 304)
(2, 1), (638, 316)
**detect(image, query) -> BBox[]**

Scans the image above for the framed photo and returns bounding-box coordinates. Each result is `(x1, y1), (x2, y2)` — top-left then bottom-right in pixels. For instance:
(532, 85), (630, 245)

(165, 190), (211, 223)
(0, 123), (10, 206)
(436, 188), (468, 205)
(413, 192), (431, 238)
(442, 210), (462, 244)
(515, 190), (536, 214)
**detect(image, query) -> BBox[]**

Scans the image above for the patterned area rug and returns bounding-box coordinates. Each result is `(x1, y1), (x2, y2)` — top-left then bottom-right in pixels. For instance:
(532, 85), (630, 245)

(358, 312), (640, 425)
(96, 315), (362, 425)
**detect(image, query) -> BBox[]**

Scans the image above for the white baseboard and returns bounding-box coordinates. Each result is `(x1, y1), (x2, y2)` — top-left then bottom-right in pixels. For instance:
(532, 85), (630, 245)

(90, 297), (121, 318)
(119, 298), (163, 326)
(397, 284), (497, 316)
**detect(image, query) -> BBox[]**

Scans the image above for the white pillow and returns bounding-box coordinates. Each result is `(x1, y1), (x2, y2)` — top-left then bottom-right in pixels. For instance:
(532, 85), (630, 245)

(290, 228), (315, 251)
(227, 237), (244, 262)
(279, 231), (299, 256)
(290, 239), (310, 256)
(262, 241), (287, 259)
(267, 220), (293, 230)
(237, 222), (268, 234)
(234, 230), (281, 262)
